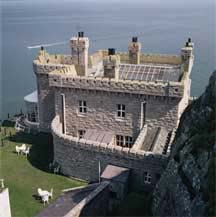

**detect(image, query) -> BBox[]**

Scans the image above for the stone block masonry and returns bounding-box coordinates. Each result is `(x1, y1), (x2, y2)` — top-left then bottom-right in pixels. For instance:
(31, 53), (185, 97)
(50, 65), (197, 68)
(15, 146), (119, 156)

(48, 73), (185, 98)
(36, 74), (55, 132)
(31, 35), (193, 193)
(65, 182), (110, 217)
(52, 116), (168, 191)
(54, 88), (179, 139)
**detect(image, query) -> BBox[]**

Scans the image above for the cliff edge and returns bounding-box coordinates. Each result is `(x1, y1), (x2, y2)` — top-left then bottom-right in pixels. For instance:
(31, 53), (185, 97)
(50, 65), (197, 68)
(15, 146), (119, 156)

(152, 71), (216, 216)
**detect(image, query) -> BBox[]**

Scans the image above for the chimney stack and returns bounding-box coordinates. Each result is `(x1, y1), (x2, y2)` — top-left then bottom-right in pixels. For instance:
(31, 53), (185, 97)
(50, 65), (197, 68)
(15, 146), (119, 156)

(103, 48), (120, 80)
(78, 31), (84, 38)
(128, 37), (141, 64)
(70, 32), (89, 76)
(108, 48), (116, 56)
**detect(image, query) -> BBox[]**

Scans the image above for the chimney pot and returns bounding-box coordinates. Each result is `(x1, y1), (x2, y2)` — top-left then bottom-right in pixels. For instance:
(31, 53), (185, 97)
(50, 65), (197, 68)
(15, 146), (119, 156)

(132, 37), (138, 42)
(78, 32), (84, 38)
(108, 48), (116, 55)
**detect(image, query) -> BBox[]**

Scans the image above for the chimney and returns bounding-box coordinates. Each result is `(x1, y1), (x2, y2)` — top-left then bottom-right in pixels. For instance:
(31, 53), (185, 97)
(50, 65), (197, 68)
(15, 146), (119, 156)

(78, 31), (84, 38)
(103, 48), (120, 80)
(128, 37), (141, 64)
(70, 32), (89, 76)
(187, 37), (194, 48)
(108, 48), (116, 56)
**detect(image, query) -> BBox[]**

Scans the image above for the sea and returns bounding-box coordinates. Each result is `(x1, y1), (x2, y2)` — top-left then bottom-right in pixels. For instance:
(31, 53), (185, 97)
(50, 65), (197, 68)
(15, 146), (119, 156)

(1, 0), (215, 120)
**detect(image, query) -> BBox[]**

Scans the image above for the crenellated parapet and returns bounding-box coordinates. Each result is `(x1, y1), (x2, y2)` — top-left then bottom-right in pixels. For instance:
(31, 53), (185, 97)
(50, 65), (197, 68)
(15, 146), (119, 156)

(48, 73), (184, 98)
(51, 115), (168, 162)
(117, 52), (182, 65)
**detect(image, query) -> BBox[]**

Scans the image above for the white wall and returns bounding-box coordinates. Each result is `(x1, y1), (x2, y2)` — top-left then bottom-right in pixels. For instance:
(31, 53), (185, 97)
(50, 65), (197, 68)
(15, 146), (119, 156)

(0, 188), (11, 217)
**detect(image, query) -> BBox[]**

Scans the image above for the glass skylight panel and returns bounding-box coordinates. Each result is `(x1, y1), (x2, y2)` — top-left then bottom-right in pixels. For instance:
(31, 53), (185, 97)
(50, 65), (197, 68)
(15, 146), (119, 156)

(119, 64), (181, 82)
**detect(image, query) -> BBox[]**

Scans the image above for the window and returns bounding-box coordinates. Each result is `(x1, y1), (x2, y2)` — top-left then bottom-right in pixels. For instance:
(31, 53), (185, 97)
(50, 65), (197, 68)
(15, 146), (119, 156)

(78, 130), (86, 139)
(125, 136), (133, 148)
(116, 135), (124, 146)
(79, 101), (87, 113)
(144, 172), (152, 184)
(117, 104), (126, 118)
(116, 135), (133, 147)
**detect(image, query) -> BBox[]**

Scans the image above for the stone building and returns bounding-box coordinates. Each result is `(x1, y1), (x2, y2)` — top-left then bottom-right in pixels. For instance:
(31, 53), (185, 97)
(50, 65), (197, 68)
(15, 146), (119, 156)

(31, 32), (194, 190)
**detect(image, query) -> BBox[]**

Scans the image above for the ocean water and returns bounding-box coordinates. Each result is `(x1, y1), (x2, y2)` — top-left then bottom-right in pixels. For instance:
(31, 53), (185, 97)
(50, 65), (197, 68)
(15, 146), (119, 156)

(1, 0), (215, 119)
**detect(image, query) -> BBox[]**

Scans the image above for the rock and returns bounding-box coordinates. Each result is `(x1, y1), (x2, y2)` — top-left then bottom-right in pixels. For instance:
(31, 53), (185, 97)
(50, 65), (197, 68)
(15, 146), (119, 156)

(152, 71), (216, 217)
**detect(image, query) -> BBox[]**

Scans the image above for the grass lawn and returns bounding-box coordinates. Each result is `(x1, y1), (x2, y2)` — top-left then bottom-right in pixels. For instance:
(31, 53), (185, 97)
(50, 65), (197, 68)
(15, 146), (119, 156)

(0, 121), (85, 217)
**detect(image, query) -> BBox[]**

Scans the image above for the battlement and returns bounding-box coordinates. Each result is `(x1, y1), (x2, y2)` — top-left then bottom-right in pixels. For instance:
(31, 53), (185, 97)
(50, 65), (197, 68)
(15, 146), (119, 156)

(51, 115), (168, 162)
(34, 49), (182, 73)
(48, 72), (184, 98)
(88, 50), (182, 65)
(117, 52), (182, 65)
(32, 34), (194, 190)
(34, 50), (71, 65)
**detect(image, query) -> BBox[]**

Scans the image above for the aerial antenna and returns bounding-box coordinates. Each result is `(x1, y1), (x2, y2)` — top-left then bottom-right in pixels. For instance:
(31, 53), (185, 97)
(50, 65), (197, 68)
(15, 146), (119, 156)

(27, 41), (68, 50)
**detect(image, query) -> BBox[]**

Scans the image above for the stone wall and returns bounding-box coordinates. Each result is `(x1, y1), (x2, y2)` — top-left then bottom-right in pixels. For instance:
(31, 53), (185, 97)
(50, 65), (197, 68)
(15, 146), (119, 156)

(118, 52), (182, 65)
(33, 61), (73, 75)
(132, 125), (148, 151)
(52, 116), (168, 191)
(33, 61), (75, 132)
(49, 73), (184, 98)
(35, 74), (55, 132)
(177, 77), (191, 123)
(140, 54), (182, 65)
(65, 182), (110, 217)
(79, 182), (110, 216)
(54, 88), (179, 138)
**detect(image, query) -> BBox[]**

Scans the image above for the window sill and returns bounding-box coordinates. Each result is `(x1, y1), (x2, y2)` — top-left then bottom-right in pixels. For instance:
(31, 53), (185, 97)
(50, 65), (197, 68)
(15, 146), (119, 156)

(115, 117), (126, 122)
(77, 113), (87, 117)
(144, 182), (152, 185)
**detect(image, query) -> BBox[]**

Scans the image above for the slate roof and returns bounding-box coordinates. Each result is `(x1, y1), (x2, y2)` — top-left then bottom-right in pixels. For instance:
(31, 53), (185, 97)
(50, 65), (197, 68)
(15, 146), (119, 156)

(24, 90), (38, 103)
(101, 165), (130, 183)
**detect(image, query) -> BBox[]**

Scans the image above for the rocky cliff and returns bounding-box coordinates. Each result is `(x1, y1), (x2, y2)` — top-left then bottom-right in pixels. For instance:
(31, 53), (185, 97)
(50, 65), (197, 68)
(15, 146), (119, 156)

(152, 71), (216, 217)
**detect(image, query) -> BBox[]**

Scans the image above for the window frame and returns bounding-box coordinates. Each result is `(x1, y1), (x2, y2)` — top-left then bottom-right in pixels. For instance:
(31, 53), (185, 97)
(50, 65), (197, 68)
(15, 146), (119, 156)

(78, 130), (86, 139)
(116, 135), (124, 146)
(116, 135), (133, 147)
(78, 100), (87, 114)
(144, 172), (152, 184)
(116, 104), (126, 119)
(125, 136), (133, 148)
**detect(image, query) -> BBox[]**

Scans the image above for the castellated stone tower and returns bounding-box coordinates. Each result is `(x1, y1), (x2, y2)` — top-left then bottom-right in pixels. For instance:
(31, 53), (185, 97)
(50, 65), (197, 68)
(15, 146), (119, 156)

(128, 37), (142, 64)
(103, 48), (120, 80)
(70, 31), (89, 76)
(181, 38), (194, 73)
(33, 47), (56, 132)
